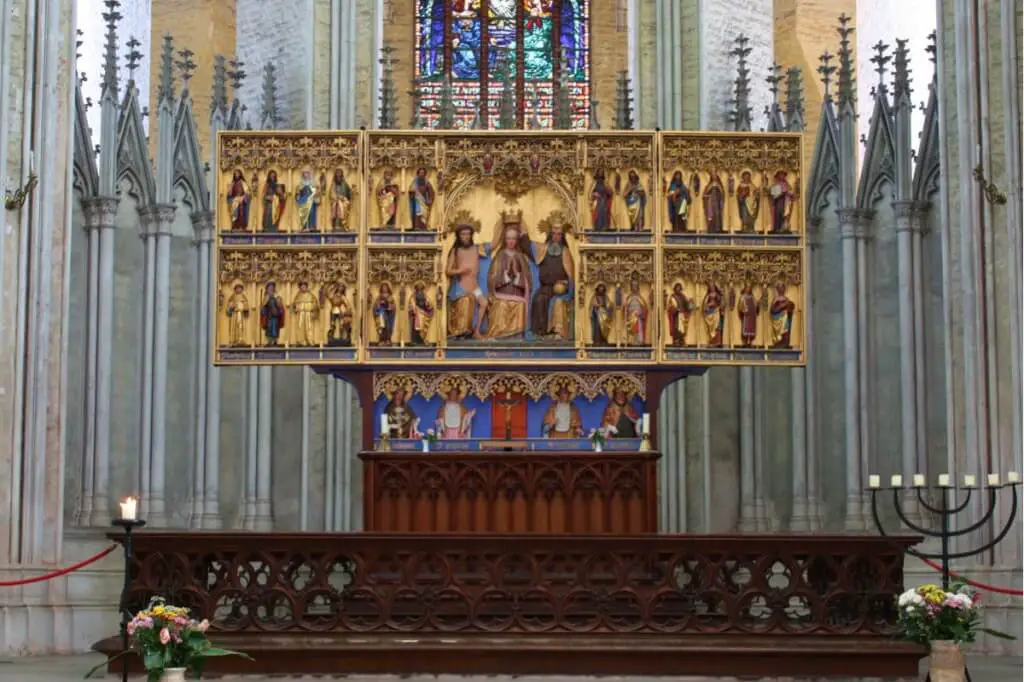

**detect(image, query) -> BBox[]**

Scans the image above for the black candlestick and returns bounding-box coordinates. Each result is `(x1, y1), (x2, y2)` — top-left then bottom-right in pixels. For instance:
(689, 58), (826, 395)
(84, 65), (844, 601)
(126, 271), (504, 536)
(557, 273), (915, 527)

(112, 518), (146, 682)
(870, 480), (1020, 682)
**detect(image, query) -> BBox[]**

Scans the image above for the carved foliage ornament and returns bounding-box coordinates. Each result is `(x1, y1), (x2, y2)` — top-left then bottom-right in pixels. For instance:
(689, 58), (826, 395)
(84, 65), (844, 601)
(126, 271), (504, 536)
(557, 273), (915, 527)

(663, 249), (802, 287)
(368, 248), (439, 287)
(218, 249), (358, 286)
(661, 135), (800, 174)
(367, 134), (437, 170)
(372, 371), (647, 401)
(585, 136), (654, 171)
(219, 134), (361, 172)
(582, 250), (655, 285)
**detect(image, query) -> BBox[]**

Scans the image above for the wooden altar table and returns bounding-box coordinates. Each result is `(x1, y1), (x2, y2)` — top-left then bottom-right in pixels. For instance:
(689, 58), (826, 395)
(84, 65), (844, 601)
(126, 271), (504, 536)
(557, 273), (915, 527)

(359, 450), (660, 533)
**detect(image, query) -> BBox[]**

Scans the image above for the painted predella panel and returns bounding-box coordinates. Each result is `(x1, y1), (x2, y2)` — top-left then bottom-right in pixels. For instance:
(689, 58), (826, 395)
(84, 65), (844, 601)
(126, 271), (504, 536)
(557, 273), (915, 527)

(213, 130), (807, 367)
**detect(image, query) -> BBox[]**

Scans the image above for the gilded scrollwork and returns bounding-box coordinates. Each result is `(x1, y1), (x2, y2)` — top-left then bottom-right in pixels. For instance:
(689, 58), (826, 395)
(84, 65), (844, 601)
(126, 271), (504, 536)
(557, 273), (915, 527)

(219, 134), (361, 173)
(372, 371), (646, 402)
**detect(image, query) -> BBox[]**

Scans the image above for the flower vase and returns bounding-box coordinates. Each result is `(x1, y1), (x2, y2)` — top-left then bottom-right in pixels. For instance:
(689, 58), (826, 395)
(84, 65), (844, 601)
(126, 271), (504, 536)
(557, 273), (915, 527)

(593, 441), (603, 453)
(421, 440), (430, 453)
(160, 668), (187, 682)
(928, 640), (966, 682)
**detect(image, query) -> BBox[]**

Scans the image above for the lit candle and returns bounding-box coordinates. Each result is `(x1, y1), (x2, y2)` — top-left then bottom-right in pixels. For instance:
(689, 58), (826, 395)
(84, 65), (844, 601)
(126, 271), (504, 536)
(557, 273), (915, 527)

(119, 497), (138, 521)
(641, 414), (650, 435)
(938, 473), (950, 487)
(890, 474), (903, 488)
(1008, 472), (1020, 484)
(868, 475), (880, 489)
(963, 474), (976, 487)
(912, 474), (925, 487)
(987, 473), (1000, 486)
(380, 413), (389, 435)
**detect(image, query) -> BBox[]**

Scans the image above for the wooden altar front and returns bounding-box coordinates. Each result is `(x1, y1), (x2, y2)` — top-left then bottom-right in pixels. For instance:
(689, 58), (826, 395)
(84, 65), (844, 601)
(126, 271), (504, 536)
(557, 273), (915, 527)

(360, 450), (660, 533)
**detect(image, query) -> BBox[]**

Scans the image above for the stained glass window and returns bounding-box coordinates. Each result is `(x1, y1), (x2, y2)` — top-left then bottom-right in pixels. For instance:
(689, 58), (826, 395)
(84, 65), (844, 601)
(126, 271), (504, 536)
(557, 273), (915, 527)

(415, 0), (591, 129)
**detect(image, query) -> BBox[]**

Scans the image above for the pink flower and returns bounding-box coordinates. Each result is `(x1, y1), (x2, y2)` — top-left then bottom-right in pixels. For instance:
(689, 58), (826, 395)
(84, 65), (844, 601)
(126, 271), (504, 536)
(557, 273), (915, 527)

(196, 619), (210, 633)
(159, 627), (171, 645)
(127, 621), (137, 636)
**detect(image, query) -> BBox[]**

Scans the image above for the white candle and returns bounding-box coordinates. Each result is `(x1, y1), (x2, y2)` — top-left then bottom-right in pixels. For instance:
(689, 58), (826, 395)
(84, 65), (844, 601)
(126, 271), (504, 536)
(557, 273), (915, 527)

(1008, 472), (1020, 483)
(890, 474), (903, 488)
(987, 473), (1000, 486)
(938, 473), (950, 487)
(380, 413), (389, 435)
(641, 414), (650, 435)
(912, 474), (925, 487)
(119, 497), (138, 521)
(963, 474), (976, 487)
(868, 475), (880, 489)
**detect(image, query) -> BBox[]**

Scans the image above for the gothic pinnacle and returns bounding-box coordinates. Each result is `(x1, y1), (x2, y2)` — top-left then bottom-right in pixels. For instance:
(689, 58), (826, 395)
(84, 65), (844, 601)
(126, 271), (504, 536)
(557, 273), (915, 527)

(497, 50), (517, 130)
(125, 36), (143, 90)
(552, 47), (573, 130)
(438, 74), (456, 129)
(157, 35), (174, 102)
(728, 34), (753, 131)
(613, 71), (634, 130)
(893, 39), (912, 101)
(176, 48), (197, 94)
(378, 45), (399, 129)
(212, 55), (228, 118)
(101, 0), (122, 96)
(836, 14), (856, 112)
(261, 62), (281, 129)
(817, 51), (837, 103)
(869, 40), (891, 96)
(784, 66), (805, 132)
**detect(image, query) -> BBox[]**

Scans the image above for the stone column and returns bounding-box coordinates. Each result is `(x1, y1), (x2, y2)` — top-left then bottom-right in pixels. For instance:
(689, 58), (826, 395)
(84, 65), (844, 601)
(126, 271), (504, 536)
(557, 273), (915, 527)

(189, 211), (216, 528)
(803, 222), (824, 528)
(79, 197), (119, 525)
(838, 208), (867, 530)
(254, 366), (274, 530)
(894, 199), (923, 522)
(243, 366), (259, 528)
(738, 366), (757, 532)
(789, 367), (810, 530)
(137, 208), (157, 520)
(138, 204), (176, 527)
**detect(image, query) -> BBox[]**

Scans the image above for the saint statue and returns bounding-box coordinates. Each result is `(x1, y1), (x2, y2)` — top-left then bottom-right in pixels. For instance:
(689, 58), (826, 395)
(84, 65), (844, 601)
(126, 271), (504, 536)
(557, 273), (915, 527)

(769, 282), (796, 348)
(601, 388), (640, 439)
(737, 284), (759, 347)
(259, 282), (286, 346)
(227, 170), (250, 230)
(434, 386), (475, 439)
(446, 224), (488, 339)
(529, 217), (574, 341)
(225, 283), (250, 346)
(322, 283), (352, 346)
(372, 283), (397, 345)
(483, 221), (532, 339)
(666, 283), (693, 346)
(408, 167), (436, 230)
(291, 281), (321, 346)
(736, 170), (760, 232)
(702, 280), (725, 347)
(622, 170), (647, 231)
(590, 169), (614, 231)
(384, 389), (420, 439)
(768, 170), (795, 233)
(622, 277), (649, 345)
(409, 282), (435, 345)
(542, 386), (583, 438)
(376, 170), (400, 228)
(295, 170), (320, 232)
(589, 283), (614, 346)
(260, 171), (286, 232)
(703, 174), (725, 233)
(328, 169), (353, 231)
(666, 171), (692, 232)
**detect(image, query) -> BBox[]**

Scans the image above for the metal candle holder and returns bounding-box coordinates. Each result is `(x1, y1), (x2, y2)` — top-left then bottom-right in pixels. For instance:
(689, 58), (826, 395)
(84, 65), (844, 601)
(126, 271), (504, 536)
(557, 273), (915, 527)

(112, 516), (146, 682)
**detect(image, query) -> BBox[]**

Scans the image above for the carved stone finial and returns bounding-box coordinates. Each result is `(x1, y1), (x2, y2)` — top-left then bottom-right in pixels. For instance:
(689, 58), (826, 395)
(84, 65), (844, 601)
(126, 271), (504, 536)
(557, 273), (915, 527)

(378, 45), (399, 129)
(156, 34), (174, 101)
(529, 90), (543, 130)
(552, 48), (573, 130)
(818, 51), (837, 102)
(260, 62), (281, 129)
(869, 40), (891, 95)
(75, 28), (84, 61)
(893, 38), (912, 101)
(926, 30), (937, 67)
(408, 79), (425, 129)
(728, 34), (753, 131)
(497, 50), (517, 130)
(101, 0), (121, 96)
(437, 74), (457, 129)
(613, 70), (634, 130)
(211, 54), (228, 118)
(176, 48), (197, 93)
(836, 14), (856, 111)
(784, 66), (805, 132)
(125, 36), (143, 88)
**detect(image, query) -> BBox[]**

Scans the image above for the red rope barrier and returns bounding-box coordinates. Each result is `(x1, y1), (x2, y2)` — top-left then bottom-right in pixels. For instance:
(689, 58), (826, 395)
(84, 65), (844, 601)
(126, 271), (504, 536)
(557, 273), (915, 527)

(0, 544), (119, 587)
(920, 557), (1024, 596)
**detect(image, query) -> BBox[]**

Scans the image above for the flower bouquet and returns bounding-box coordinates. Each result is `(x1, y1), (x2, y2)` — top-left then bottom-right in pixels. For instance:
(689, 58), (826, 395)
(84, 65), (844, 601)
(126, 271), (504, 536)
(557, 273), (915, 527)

(86, 597), (251, 680)
(896, 582), (1013, 647)
(589, 427), (608, 452)
(421, 428), (438, 452)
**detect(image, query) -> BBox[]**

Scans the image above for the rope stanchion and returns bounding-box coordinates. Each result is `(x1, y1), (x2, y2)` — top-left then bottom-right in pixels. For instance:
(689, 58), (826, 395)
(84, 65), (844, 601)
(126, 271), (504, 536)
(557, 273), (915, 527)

(919, 556), (1024, 596)
(0, 544), (118, 587)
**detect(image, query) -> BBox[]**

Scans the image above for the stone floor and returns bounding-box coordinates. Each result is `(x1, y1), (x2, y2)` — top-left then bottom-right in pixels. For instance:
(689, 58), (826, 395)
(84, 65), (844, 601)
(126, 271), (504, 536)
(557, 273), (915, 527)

(0, 654), (1020, 681)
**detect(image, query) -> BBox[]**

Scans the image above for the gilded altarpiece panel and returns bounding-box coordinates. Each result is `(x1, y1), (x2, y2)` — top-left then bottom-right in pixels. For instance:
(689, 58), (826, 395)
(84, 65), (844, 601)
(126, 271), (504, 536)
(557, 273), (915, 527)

(213, 130), (805, 367)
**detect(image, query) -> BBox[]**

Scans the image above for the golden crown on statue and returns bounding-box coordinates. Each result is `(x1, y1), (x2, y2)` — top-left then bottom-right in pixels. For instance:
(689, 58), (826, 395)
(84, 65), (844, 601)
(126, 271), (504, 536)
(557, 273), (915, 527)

(446, 209), (482, 233)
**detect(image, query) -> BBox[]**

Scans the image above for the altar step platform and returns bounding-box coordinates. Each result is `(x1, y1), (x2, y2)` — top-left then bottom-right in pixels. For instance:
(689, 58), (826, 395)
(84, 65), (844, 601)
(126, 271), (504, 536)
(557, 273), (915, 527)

(94, 531), (923, 679)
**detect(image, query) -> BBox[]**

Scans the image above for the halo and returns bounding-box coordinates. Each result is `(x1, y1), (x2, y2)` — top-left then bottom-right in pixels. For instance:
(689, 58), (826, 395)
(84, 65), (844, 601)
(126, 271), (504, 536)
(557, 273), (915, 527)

(547, 375), (579, 401)
(438, 375), (469, 401)
(446, 209), (482, 234)
(603, 376), (637, 399)
(383, 377), (414, 401)
(537, 210), (573, 235)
